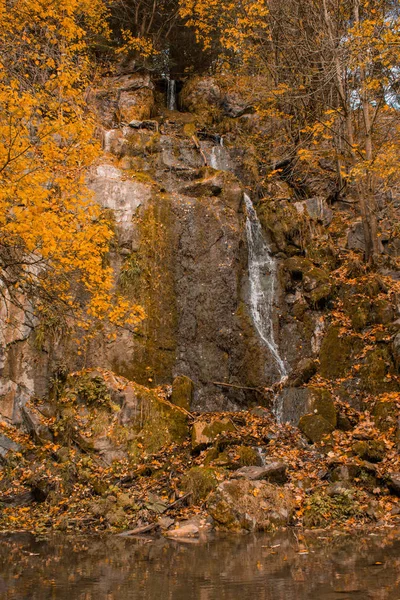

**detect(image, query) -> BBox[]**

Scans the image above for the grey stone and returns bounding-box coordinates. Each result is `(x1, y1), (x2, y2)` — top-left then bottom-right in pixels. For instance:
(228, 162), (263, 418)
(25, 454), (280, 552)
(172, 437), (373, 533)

(305, 197), (333, 226)
(231, 462), (287, 484)
(347, 221), (366, 251)
(275, 386), (336, 427)
(222, 93), (254, 118)
(0, 433), (20, 461)
(21, 406), (53, 443)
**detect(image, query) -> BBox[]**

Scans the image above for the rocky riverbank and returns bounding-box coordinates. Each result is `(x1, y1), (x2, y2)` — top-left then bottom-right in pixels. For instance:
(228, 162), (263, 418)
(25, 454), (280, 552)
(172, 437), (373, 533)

(1, 369), (400, 536)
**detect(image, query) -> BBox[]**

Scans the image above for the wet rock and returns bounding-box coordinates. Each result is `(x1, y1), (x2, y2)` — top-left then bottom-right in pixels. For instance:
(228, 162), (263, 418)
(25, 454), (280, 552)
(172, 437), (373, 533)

(192, 418), (235, 451)
(388, 474), (400, 497)
(165, 517), (211, 539)
(0, 433), (20, 462)
(231, 462), (287, 484)
(352, 440), (386, 463)
(207, 479), (294, 531)
(299, 414), (335, 443)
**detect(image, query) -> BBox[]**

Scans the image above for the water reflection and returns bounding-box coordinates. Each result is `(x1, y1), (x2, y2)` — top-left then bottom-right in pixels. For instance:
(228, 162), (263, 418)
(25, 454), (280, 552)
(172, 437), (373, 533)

(1, 529), (400, 599)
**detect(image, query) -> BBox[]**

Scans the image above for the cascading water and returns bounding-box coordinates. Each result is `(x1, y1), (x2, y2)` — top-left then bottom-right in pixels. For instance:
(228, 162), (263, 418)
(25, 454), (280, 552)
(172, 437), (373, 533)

(244, 193), (287, 381)
(167, 79), (177, 111)
(208, 145), (231, 171)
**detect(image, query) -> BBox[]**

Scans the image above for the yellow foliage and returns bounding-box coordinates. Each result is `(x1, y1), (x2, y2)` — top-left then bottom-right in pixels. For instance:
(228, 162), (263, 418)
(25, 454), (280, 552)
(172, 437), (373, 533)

(0, 0), (144, 333)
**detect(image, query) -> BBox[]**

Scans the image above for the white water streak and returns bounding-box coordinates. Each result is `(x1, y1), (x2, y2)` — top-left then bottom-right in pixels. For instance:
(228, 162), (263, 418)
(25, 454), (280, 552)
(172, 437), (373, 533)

(167, 79), (177, 111)
(244, 193), (287, 380)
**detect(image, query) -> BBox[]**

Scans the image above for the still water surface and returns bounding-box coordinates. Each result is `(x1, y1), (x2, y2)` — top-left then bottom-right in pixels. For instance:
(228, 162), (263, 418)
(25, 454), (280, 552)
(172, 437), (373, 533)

(0, 529), (399, 599)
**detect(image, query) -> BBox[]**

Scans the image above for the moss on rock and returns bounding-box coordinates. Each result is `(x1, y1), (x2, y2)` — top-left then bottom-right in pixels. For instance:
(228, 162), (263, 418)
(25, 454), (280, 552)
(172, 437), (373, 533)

(319, 327), (360, 379)
(299, 414), (335, 443)
(182, 467), (219, 503)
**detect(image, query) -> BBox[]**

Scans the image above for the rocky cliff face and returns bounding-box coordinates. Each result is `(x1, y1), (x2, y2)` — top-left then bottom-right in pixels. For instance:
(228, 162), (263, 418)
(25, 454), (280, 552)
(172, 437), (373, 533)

(1, 72), (399, 424)
(0, 73), (293, 420)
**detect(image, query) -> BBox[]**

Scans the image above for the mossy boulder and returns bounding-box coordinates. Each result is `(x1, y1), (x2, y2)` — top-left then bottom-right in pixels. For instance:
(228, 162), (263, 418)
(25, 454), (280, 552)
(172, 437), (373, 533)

(192, 418), (235, 451)
(182, 467), (219, 503)
(373, 400), (399, 433)
(237, 446), (263, 467)
(319, 327), (360, 379)
(344, 296), (371, 331)
(352, 440), (386, 463)
(359, 347), (395, 393)
(299, 414), (335, 443)
(371, 299), (394, 325)
(276, 386), (336, 427)
(207, 479), (295, 531)
(258, 201), (308, 254)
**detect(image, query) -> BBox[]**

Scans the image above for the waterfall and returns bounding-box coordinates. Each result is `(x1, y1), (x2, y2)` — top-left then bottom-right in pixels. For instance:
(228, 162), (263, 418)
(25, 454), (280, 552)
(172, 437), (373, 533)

(244, 193), (287, 380)
(167, 79), (177, 111)
(208, 146), (231, 171)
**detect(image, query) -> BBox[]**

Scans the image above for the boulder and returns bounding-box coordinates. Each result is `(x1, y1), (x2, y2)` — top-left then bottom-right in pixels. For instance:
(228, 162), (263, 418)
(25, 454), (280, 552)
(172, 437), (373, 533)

(222, 93), (254, 118)
(192, 417), (235, 451)
(305, 196), (333, 225)
(0, 433), (20, 462)
(180, 77), (222, 113)
(231, 462), (287, 484)
(21, 405), (53, 443)
(118, 88), (154, 123)
(352, 440), (386, 463)
(182, 467), (219, 502)
(319, 326), (360, 379)
(207, 479), (294, 531)
(294, 197), (333, 226)
(299, 414), (335, 443)
(165, 517), (212, 539)
(287, 357), (317, 387)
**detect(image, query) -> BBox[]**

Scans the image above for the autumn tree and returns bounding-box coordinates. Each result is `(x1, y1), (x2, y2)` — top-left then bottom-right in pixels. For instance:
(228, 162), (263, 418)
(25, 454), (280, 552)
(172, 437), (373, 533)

(0, 0), (144, 338)
(179, 0), (400, 263)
